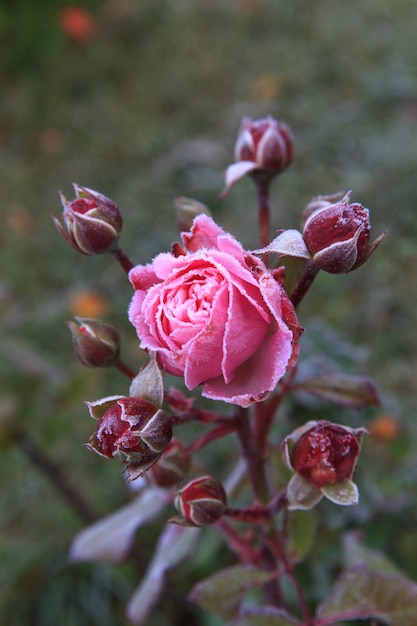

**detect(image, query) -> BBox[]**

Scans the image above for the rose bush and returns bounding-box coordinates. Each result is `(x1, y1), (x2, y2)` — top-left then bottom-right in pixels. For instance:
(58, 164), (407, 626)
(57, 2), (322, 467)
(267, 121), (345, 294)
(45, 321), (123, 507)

(128, 215), (302, 407)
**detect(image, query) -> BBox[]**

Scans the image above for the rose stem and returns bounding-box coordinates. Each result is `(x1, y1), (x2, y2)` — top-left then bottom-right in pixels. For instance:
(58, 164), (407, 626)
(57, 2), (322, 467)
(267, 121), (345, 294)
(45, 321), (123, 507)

(111, 246), (135, 273)
(254, 367), (297, 456)
(13, 429), (99, 524)
(234, 407), (269, 504)
(116, 360), (136, 379)
(289, 260), (320, 308)
(255, 179), (272, 250)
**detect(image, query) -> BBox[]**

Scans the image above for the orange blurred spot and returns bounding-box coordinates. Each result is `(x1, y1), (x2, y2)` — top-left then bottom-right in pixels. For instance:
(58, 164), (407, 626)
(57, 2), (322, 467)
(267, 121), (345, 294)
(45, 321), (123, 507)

(252, 74), (281, 102)
(69, 291), (109, 318)
(7, 207), (34, 235)
(58, 6), (97, 42)
(38, 128), (64, 154)
(369, 414), (401, 441)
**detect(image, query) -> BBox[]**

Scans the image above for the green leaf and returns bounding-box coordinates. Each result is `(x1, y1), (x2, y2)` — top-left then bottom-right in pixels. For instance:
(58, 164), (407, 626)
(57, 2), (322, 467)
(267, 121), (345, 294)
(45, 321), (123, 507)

(287, 508), (317, 562)
(227, 606), (300, 625)
(294, 372), (380, 409)
(317, 563), (417, 626)
(286, 473), (323, 511)
(189, 565), (273, 620)
(129, 355), (164, 407)
(342, 532), (402, 575)
(321, 479), (359, 506)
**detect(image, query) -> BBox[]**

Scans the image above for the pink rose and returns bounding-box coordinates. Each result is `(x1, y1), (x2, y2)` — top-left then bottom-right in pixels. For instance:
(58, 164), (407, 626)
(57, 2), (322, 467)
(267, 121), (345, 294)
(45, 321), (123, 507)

(128, 215), (302, 408)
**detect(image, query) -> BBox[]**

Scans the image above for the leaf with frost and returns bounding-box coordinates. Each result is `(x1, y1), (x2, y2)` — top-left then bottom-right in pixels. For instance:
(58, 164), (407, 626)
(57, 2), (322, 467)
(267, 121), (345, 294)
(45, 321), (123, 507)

(253, 230), (311, 260)
(227, 606), (300, 625)
(70, 486), (170, 564)
(318, 563), (417, 626)
(129, 355), (164, 407)
(293, 372), (380, 409)
(189, 565), (274, 620)
(126, 524), (199, 625)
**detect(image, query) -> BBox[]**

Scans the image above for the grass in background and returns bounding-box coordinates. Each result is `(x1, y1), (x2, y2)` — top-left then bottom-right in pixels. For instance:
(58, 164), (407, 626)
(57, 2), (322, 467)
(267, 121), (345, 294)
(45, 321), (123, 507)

(1, 1), (417, 624)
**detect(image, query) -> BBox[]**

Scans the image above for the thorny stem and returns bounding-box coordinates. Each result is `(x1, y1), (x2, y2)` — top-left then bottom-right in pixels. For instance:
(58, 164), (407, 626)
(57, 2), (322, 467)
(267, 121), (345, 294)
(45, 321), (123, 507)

(290, 260), (320, 308)
(13, 430), (99, 524)
(111, 246), (135, 273)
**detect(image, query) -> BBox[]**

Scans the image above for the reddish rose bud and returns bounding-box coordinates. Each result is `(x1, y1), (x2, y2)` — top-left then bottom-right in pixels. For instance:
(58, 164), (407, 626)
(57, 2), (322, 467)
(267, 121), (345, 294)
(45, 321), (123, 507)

(290, 421), (362, 489)
(66, 317), (120, 368)
(281, 420), (367, 509)
(175, 476), (227, 526)
(53, 183), (122, 255)
(222, 116), (294, 195)
(302, 192), (385, 273)
(149, 438), (190, 488)
(86, 397), (172, 470)
(235, 116), (293, 171)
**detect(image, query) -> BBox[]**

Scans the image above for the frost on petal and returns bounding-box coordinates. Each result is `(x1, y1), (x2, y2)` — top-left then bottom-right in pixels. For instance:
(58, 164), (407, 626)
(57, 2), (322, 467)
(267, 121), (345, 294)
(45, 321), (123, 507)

(220, 161), (258, 197)
(181, 214), (226, 251)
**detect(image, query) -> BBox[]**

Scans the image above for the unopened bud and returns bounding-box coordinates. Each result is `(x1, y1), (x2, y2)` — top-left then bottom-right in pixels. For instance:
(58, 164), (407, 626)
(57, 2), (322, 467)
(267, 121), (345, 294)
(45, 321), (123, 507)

(175, 476), (227, 526)
(222, 116), (294, 195)
(174, 197), (211, 233)
(302, 192), (385, 273)
(235, 116), (293, 172)
(289, 421), (363, 489)
(86, 396), (172, 470)
(53, 183), (122, 255)
(66, 317), (120, 368)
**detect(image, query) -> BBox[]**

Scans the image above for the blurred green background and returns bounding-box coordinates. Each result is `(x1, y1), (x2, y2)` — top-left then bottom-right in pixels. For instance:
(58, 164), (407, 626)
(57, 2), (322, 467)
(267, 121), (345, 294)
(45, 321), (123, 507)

(1, 1), (417, 624)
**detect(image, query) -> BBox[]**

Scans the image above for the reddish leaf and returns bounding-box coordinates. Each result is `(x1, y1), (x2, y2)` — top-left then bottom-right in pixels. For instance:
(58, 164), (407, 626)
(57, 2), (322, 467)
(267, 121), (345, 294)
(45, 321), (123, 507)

(318, 563), (417, 626)
(294, 372), (380, 409)
(189, 565), (273, 620)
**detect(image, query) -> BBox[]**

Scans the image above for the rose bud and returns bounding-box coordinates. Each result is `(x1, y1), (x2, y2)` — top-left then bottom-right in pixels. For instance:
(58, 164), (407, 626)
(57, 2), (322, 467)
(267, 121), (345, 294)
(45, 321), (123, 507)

(66, 317), (120, 368)
(149, 439), (190, 488)
(302, 192), (385, 274)
(53, 183), (122, 255)
(222, 116), (294, 194)
(85, 396), (172, 471)
(175, 476), (227, 526)
(174, 196), (211, 233)
(291, 421), (362, 488)
(281, 420), (367, 510)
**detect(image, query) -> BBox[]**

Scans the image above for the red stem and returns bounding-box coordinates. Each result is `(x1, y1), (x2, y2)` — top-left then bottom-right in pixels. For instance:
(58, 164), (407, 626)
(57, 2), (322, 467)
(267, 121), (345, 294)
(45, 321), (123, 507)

(111, 246), (135, 273)
(256, 179), (272, 250)
(254, 368), (297, 455)
(234, 407), (269, 504)
(290, 260), (320, 308)
(185, 423), (235, 454)
(116, 360), (137, 379)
